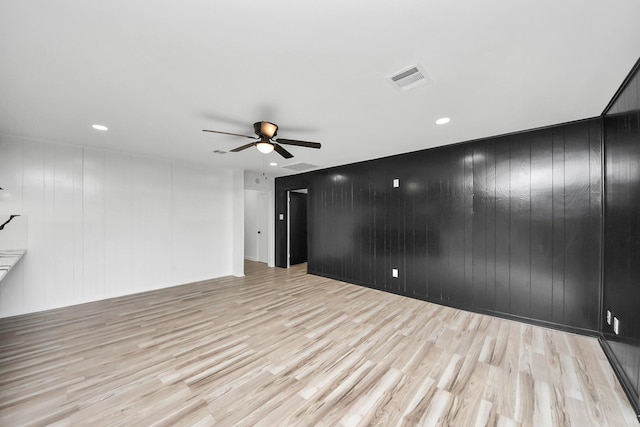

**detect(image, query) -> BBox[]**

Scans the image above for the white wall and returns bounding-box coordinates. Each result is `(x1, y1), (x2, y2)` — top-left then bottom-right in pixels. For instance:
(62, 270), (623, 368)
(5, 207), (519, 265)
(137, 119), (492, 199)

(244, 190), (259, 261)
(244, 170), (275, 266)
(0, 134), (243, 317)
(230, 169), (244, 277)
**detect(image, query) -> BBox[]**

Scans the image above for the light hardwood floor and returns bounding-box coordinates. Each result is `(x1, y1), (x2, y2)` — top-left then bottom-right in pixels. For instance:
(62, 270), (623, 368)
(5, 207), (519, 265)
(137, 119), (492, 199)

(0, 261), (637, 426)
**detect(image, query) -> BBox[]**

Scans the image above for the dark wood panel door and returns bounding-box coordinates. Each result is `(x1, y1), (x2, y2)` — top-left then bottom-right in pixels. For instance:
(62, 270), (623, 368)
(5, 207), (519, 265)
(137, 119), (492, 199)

(289, 192), (308, 265)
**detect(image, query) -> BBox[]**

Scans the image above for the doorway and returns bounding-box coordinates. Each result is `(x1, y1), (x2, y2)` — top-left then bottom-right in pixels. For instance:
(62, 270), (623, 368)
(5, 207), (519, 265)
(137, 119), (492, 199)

(257, 192), (269, 263)
(244, 189), (274, 266)
(287, 190), (308, 266)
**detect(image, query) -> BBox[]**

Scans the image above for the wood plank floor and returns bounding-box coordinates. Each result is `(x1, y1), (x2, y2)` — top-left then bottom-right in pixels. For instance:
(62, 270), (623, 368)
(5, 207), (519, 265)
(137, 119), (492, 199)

(0, 261), (637, 426)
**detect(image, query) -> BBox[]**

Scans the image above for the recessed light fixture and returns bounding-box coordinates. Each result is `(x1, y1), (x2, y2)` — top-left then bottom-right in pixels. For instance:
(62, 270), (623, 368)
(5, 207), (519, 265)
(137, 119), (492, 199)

(92, 124), (108, 131)
(435, 117), (450, 125)
(270, 162), (278, 166)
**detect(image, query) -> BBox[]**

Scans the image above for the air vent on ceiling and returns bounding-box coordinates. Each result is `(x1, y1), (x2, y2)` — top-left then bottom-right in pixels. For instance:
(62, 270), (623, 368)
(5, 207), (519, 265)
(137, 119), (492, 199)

(387, 63), (431, 91)
(282, 162), (319, 172)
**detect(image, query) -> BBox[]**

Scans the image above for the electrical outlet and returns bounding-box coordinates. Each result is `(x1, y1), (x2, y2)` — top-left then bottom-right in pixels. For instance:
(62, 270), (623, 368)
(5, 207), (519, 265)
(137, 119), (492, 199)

(393, 179), (399, 188)
(606, 310), (612, 325)
(613, 317), (620, 335)
(392, 268), (398, 278)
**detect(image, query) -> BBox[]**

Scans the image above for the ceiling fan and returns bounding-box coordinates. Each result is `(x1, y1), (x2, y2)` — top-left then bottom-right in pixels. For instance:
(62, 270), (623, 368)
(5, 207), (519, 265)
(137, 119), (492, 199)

(203, 121), (321, 159)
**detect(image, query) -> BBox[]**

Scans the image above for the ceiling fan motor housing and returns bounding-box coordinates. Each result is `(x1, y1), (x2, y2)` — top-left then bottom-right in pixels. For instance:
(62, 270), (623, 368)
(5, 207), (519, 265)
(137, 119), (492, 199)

(254, 121), (278, 139)
(203, 121), (319, 159)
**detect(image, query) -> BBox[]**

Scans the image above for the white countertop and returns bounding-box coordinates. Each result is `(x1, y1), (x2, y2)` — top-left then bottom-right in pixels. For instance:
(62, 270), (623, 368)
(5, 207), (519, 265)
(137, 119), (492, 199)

(0, 250), (26, 283)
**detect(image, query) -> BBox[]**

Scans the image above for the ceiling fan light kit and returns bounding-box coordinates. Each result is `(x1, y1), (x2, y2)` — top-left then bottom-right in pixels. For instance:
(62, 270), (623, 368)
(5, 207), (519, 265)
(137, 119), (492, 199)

(256, 141), (274, 154)
(203, 121), (321, 159)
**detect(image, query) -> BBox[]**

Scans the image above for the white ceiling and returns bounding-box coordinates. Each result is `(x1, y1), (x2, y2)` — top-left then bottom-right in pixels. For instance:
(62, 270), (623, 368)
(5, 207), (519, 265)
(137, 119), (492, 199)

(1, 1), (639, 177)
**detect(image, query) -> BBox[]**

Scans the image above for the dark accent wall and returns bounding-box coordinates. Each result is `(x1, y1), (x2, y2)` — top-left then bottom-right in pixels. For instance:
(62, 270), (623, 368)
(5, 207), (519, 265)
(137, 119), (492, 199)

(275, 175), (309, 267)
(277, 118), (602, 332)
(603, 58), (640, 413)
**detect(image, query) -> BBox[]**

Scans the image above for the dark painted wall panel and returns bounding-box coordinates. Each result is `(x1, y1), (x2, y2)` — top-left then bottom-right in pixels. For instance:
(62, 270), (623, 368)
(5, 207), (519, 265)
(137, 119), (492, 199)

(509, 136), (531, 319)
(551, 128), (567, 325)
(563, 124), (590, 328)
(494, 139), (511, 315)
(484, 142), (498, 312)
(603, 58), (640, 410)
(277, 118), (602, 332)
(529, 129), (554, 322)
(471, 143), (487, 309)
(425, 150), (449, 301)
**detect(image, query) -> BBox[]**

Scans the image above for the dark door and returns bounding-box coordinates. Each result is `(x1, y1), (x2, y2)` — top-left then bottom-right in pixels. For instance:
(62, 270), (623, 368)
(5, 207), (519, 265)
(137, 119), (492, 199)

(289, 192), (308, 265)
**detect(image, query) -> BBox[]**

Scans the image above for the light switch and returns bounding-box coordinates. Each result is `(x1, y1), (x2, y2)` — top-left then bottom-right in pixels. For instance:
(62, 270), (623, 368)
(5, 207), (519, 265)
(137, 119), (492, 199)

(613, 317), (620, 335)
(392, 268), (398, 278)
(393, 179), (399, 188)
(606, 310), (612, 325)
(279, 214), (284, 221)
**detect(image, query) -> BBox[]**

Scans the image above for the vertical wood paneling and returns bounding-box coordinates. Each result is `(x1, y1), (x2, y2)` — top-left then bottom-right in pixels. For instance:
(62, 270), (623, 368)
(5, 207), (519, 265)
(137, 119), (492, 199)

(21, 140), (47, 308)
(551, 127), (566, 325)
(0, 136), (239, 318)
(352, 168), (365, 284)
(563, 122), (594, 329)
(448, 146), (465, 303)
(341, 177), (352, 280)
(0, 137), (24, 312)
(171, 163), (233, 284)
(494, 139), (511, 314)
(130, 156), (172, 290)
(307, 182), (318, 271)
(53, 144), (83, 304)
(72, 146), (84, 299)
(472, 143), (488, 309)
(361, 166), (375, 286)
(82, 148), (106, 297)
(463, 145), (474, 305)
(404, 156), (427, 298)
(587, 120), (602, 299)
(388, 158), (403, 294)
(484, 142), (497, 311)
(373, 169), (386, 290)
(509, 136), (531, 318)
(321, 175), (329, 275)
(42, 142), (57, 305)
(425, 152), (446, 300)
(603, 58), (640, 412)
(104, 151), (134, 294)
(0, 137), (23, 215)
(277, 118), (602, 333)
(529, 130), (553, 321)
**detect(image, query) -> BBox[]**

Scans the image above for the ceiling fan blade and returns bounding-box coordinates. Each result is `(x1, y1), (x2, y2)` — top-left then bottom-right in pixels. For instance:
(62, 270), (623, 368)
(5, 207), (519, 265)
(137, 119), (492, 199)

(273, 143), (294, 159)
(203, 129), (257, 139)
(275, 138), (321, 149)
(230, 142), (256, 152)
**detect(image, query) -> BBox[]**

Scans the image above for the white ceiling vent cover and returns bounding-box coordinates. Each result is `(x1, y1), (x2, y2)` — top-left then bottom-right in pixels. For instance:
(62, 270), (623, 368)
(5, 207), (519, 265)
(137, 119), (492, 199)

(282, 162), (319, 172)
(387, 63), (431, 91)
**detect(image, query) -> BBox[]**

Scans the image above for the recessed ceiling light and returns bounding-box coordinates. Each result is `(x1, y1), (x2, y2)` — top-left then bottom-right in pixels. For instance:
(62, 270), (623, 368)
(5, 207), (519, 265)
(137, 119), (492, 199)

(270, 162), (278, 166)
(92, 124), (108, 131)
(435, 117), (450, 125)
